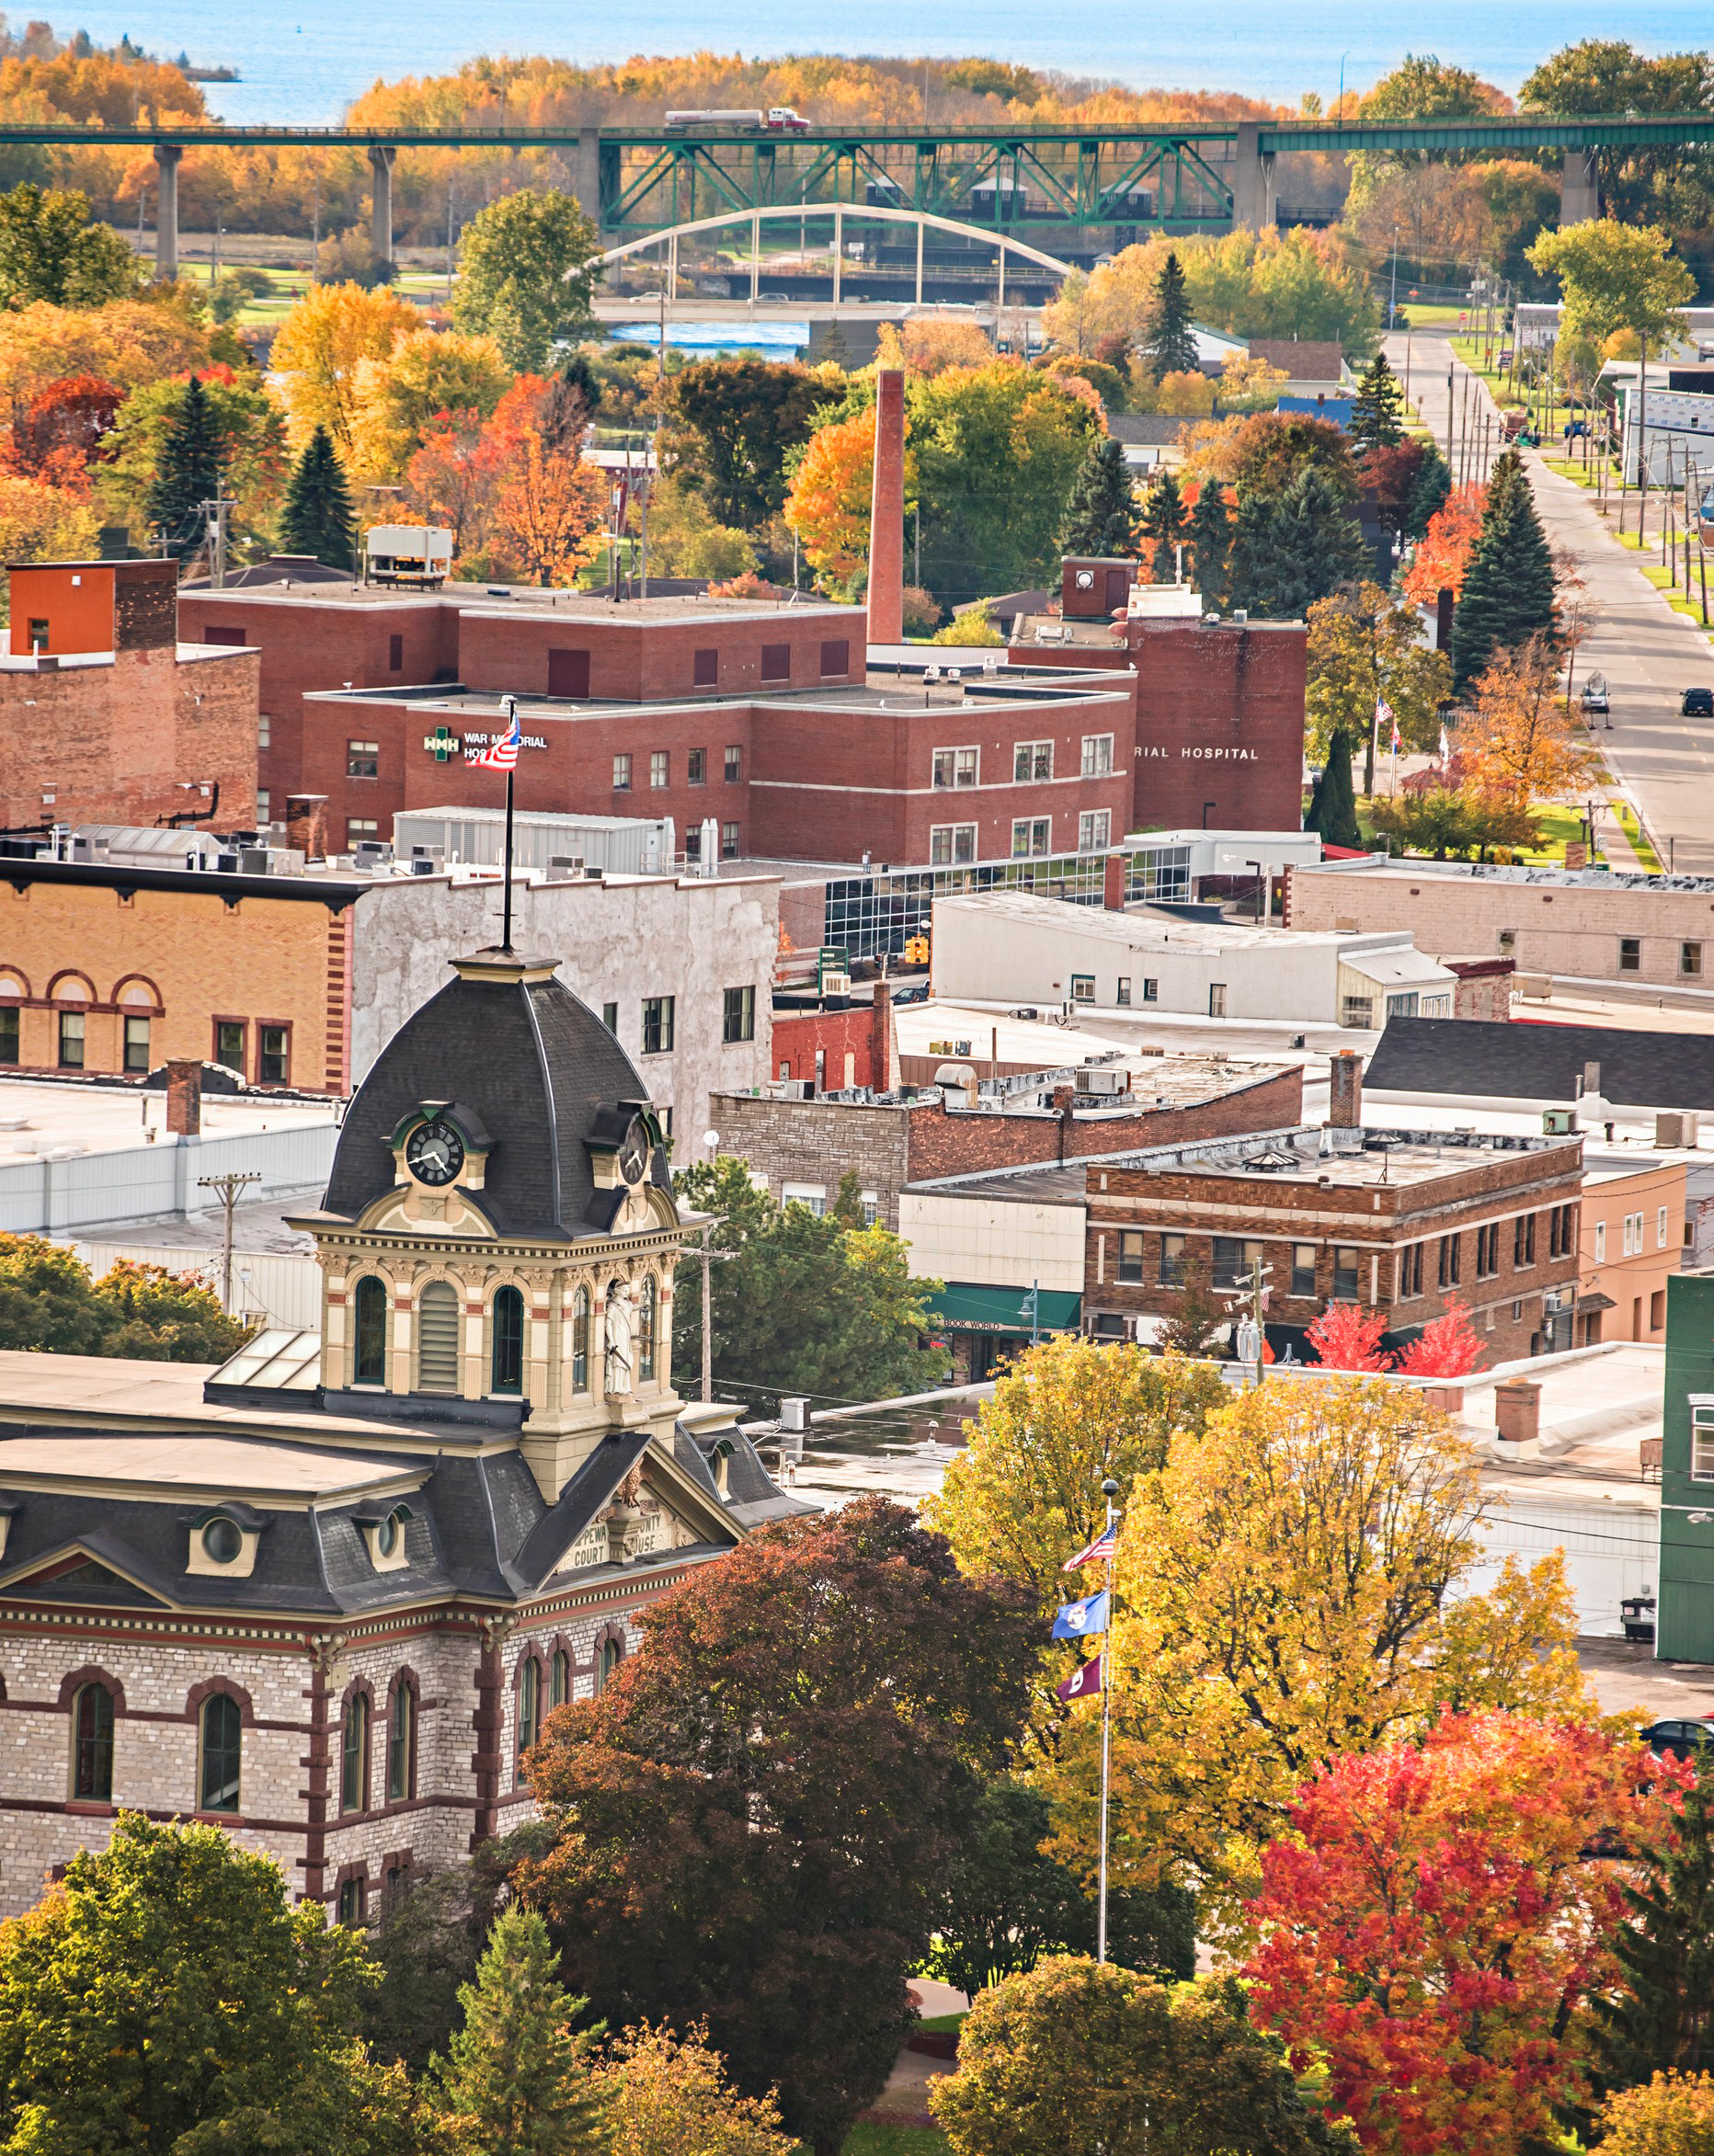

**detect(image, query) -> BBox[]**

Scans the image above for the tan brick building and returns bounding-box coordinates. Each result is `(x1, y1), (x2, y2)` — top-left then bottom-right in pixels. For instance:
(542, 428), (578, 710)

(1285, 856), (1714, 993)
(2, 560), (258, 833)
(1580, 1156), (1687, 1345)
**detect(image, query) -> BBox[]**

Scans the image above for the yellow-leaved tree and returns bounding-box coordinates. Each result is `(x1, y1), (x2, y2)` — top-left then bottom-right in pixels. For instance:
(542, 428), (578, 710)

(1040, 1375), (1592, 1934)
(349, 325), (513, 485)
(269, 280), (420, 455)
(921, 1336), (1227, 1732)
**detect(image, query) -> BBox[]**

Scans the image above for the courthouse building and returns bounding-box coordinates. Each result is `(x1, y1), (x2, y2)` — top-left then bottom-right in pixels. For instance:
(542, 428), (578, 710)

(0, 943), (806, 1919)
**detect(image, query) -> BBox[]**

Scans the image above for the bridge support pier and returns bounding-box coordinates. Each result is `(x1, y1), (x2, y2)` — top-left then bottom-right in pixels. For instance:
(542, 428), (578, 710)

(574, 127), (601, 232)
(153, 143), (180, 282)
(369, 145), (395, 265)
(1560, 146), (1600, 225)
(1230, 120), (1274, 233)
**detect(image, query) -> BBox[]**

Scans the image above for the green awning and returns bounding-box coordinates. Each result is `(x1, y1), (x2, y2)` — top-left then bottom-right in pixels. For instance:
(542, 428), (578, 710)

(928, 1283), (1081, 1335)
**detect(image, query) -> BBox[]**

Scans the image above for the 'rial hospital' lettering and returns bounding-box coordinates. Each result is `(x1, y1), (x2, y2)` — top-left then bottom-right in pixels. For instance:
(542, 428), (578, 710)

(1136, 745), (1260, 762)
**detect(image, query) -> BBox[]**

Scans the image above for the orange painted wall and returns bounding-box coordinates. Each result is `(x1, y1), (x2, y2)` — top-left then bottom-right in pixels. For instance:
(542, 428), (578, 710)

(8, 565), (115, 656)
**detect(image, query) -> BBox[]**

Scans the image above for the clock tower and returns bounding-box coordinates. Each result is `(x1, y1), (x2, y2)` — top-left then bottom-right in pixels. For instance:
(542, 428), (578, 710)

(294, 945), (694, 1499)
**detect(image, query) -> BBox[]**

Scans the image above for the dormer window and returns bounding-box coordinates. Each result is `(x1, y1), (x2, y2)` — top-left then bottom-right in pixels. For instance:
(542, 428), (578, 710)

(356, 1503), (415, 1573)
(185, 1505), (263, 1578)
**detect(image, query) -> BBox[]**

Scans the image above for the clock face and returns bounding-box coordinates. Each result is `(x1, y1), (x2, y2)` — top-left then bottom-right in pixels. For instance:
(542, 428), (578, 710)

(618, 1119), (649, 1186)
(1075, 569), (1095, 590)
(406, 1117), (465, 1187)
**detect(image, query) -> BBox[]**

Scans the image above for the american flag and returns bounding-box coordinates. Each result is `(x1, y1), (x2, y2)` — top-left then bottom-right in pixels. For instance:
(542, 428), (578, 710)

(1064, 1526), (1118, 1571)
(472, 711), (522, 771)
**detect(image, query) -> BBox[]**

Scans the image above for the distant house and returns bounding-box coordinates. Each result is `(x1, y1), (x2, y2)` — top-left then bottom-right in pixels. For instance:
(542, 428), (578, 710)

(1245, 338), (1353, 399)
(1105, 416), (1187, 472)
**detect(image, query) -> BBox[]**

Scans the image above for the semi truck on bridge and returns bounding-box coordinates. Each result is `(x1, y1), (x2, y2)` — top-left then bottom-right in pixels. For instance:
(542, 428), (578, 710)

(664, 108), (811, 132)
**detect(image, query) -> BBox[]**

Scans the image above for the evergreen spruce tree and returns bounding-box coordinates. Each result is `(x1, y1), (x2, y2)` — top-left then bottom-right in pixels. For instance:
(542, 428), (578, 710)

(1348, 353), (1406, 458)
(1305, 724), (1363, 848)
(1450, 447), (1556, 693)
(1140, 250), (1200, 383)
(144, 372), (226, 561)
(1406, 439), (1452, 539)
(1228, 467), (1367, 619)
(1591, 1756), (1714, 2093)
(1061, 435), (1138, 558)
(433, 1906), (605, 2156)
(1189, 480), (1231, 606)
(1137, 468), (1188, 582)
(277, 425), (359, 572)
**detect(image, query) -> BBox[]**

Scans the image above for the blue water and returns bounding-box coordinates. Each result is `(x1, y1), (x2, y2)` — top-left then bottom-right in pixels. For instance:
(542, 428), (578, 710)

(43, 0), (1714, 125)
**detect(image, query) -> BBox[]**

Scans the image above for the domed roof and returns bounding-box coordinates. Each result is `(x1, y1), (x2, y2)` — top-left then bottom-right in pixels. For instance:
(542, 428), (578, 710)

(322, 949), (668, 1240)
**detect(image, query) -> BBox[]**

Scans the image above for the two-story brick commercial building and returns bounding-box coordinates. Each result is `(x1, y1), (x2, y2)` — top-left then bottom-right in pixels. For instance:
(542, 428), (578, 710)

(0, 848), (775, 1138)
(0, 941), (809, 1919)
(1080, 1058), (1584, 1360)
(0, 559), (259, 832)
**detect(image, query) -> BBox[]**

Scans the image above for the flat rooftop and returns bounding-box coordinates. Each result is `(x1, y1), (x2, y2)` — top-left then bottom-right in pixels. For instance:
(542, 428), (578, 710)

(0, 1431), (417, 1499)
(1300, 853), (1714, 895)
(309, 673), (1132, 718)
(188, 576), (861, 623)
(0, 1075), (336, 1160)
(933, 887), (1411, 953)
(1150, 1127), (1581, 1191)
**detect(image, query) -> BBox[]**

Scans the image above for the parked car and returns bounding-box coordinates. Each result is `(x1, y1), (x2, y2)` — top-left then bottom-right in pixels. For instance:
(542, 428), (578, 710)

(1683, 688), (1714, 716)
(1640, 1716), (1714, 1760)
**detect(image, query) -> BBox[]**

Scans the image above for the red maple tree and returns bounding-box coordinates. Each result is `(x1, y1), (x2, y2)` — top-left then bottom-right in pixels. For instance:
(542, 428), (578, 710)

(1400, 482), (1487, 607)
(1305, 1302), (1391, 1371)
(1395, 1298), (1485, 1378)
(1246, 1711), (1674, 2156)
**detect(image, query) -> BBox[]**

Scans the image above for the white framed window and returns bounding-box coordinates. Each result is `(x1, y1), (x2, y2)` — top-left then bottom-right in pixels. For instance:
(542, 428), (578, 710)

(783, 1182), (827, 1215)
(1142, 978), (1158, 1002)
(1660, 1205), (1671, 1249)
(1080, 733), (1114, 777)
(1695, 1406), (1714, 1482)
(1013, 740), (1053, 782)
(1341, 995), (1374, 1028)
(1070, 975), (1095, 1002)
(931, 823), (977, 866)
(932, 747), (979, 789)
(650, 750), (669, 788)
(1011, 816), (1051, 858)
(1594, 1221), (1607, 1262)
(257, 713), (271, 749)
(1079, 809), (1111, 851)
(861, 1190), (879, 1226)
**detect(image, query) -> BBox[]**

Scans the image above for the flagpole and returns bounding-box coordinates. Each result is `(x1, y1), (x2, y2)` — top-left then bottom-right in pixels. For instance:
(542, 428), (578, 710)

(500, 694), (516, 954)
(1097, 1473), (1118, 1964)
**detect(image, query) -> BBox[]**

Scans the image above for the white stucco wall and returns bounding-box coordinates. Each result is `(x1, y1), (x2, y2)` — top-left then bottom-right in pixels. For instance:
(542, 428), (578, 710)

(900, 1192), (1087, 1293)
(349, 871), (777, 1148)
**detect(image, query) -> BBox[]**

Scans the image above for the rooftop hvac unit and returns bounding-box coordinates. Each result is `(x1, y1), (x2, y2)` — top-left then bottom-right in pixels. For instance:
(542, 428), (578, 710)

(545, 855), (584, 881)
(238, 847), (272, 874)
(365, 524), (453, 588)
(352, 839), (394, 868)
(928, 1039), (974, 1057)
(822, 972), (851, 997)
(216, 851), (242, 873)
(1079, 1067), (1126, 1096)
(780, 1397), (808, 1432)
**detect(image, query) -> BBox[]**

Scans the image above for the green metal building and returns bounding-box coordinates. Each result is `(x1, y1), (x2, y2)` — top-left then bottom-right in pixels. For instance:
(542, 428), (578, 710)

(1658, 1272), (1714, 1660)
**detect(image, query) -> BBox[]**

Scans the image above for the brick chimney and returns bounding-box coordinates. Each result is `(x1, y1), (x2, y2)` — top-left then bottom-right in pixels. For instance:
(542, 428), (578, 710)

(165, 1058), (202, 1136)
(1328, 1050), (1362, 1130)
(871, 980), (893, 1093)
(867, 369), (905, 647)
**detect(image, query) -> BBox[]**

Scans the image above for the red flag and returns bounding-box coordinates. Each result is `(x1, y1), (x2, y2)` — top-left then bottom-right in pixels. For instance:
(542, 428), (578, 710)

(1057, 1653), (1103, 1703)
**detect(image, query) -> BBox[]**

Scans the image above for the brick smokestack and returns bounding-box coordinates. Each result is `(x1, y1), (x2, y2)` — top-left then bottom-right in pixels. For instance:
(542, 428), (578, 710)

(871, 980), (893, 1093)
(165, 1059), (202, 1136)
(867, 369), (905, 647)
(1328, 1050), (1362, 1130)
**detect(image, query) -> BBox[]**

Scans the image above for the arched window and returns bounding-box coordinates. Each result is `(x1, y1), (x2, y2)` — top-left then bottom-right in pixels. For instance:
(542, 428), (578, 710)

(491, 1284), (525, 1395)
(595, 1636), (625, 1696)
(417, 1281), (460, 1394)
(336, 1875), (367, 1928)
(550, 1648), (571, 1710)
(353, 1275), (387, 1386)
(570, 1287), (590, 1394)
(341, 1693), (369, 1815)
(516, 1656), (541, 1781)
(386, 1678), (416, 1804)
(71, 1683), (114, 1801)
(199, 1694), (242, 1814)
(637, 1274), (657, 1383)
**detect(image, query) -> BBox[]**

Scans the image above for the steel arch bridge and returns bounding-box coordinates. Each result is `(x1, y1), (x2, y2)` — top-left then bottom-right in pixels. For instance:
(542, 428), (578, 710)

(585, 203), (1077, 309)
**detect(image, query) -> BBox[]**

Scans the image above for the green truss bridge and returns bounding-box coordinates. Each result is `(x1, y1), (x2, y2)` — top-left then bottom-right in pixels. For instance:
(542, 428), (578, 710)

(7, 111), (1697, 277)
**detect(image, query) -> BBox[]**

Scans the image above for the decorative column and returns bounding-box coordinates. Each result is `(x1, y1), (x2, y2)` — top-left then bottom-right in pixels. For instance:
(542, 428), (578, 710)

(302, 1634), (345, 1905)
(470, 1614), (513, 1851)
(153, 144), (182, 283)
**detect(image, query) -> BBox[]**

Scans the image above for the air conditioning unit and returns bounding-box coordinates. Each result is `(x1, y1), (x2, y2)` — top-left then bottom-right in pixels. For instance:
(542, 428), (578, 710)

(821, 972), (851, 996)
(546, 855), (584, 881)
(1542, 1107), (1576, 1135)
(1658, 1110), (1701, 1147)
(1079, 1067), (1126, 1097)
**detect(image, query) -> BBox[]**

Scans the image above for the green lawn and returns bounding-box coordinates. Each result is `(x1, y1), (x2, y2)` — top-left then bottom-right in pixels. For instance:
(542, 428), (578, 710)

(916, 2012), (967, 2034)
(845, 2127), (947, 2156)
(1612, 799), (1663, 871)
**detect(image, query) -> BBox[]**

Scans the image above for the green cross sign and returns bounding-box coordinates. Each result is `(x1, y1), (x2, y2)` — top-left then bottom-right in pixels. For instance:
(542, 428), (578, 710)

(424, 726), (462, 761)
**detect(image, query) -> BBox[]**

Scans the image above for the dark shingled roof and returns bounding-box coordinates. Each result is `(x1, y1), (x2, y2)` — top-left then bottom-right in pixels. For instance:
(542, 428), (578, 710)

(1365, 1015), (1714, 1110)
(323, 952), (658, 1238)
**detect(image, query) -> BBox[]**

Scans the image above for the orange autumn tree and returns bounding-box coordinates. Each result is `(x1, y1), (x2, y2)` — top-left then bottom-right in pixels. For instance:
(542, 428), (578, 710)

(484, 375), (607, 586)
(783, 406), (884, 599)
(1247, 1711), (1676, 2156)
(1395, 1299), (1485, 1378)
(1401, 482), (1487, 607)
(1305, 1303), (1390, 1371)
(1462, 633), (1600, 804)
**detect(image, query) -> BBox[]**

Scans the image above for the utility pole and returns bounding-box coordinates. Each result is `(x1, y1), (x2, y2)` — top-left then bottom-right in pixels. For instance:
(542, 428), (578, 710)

(692, 1214), (732, 1403)
(198, 1170), (261, 1314)
(1231, 1253), (1272, 1385)
(1095, 1473), (1120, 1963)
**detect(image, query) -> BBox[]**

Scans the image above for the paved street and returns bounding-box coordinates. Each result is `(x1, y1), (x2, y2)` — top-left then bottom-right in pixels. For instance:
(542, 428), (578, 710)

(1388, 327), (1714, 873)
